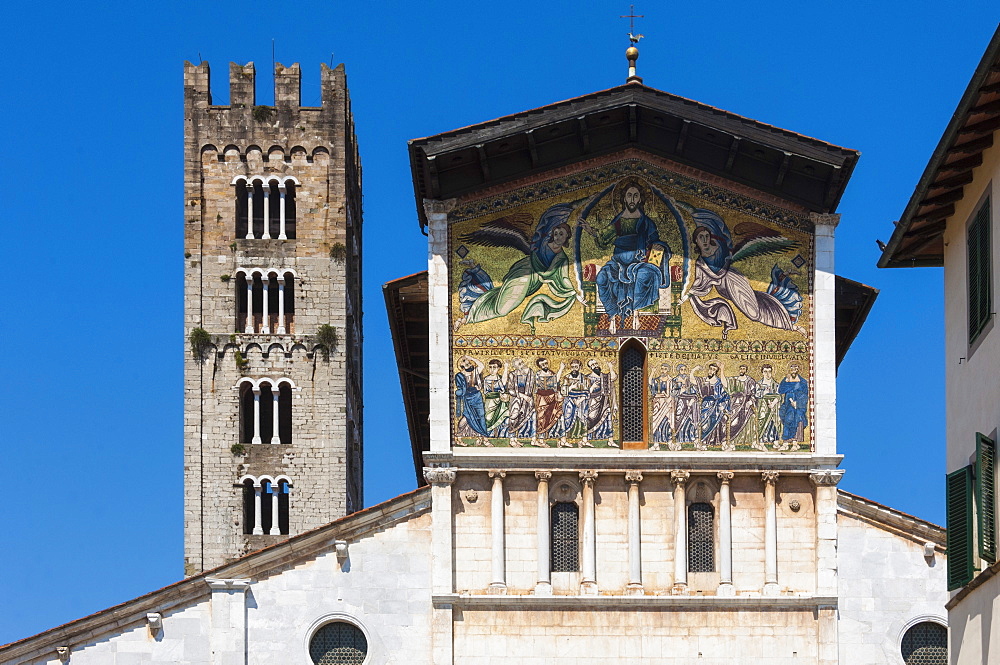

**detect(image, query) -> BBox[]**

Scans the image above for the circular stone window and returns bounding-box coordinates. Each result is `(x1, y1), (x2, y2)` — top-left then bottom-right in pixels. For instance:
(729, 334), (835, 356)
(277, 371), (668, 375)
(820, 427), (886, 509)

(309, 621), (368, 665)
(901, 621), (947, 665)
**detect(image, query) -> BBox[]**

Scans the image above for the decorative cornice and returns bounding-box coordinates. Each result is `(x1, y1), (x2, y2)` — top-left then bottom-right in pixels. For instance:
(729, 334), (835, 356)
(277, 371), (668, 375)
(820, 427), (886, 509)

(432, 593), (840, 609)
(423, 466), (457, 486)
(809, 470), (844, 486)
(625, 470), (643, 484)
(670, 470), (690, 485)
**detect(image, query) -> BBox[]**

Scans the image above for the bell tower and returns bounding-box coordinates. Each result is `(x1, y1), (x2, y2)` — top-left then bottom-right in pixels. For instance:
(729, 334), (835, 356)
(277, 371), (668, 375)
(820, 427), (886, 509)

(182, 61), (363, 574)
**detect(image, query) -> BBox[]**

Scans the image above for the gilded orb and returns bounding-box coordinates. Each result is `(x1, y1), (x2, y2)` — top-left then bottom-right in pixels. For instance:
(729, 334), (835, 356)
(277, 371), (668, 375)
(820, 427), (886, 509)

(626, 46), (639, 60)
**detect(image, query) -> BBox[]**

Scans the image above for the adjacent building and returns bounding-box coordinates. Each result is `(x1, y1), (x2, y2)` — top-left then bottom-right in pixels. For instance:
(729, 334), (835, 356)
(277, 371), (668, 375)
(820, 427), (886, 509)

(879, 23), (1000, 665)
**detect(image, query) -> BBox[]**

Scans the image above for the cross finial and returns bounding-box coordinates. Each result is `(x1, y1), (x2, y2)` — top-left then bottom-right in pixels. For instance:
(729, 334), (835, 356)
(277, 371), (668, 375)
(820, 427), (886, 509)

(621, 4), (644, 43)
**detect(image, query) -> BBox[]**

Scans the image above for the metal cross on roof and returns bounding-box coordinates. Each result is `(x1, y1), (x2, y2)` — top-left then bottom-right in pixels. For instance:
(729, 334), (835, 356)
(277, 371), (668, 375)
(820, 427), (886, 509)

(620, 4), (645, 43)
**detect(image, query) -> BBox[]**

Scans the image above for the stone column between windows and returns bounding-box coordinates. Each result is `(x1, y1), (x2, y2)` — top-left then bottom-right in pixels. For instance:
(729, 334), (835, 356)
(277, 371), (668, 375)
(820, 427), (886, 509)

(251, 388), (262, 445)
(268, 483), (280, 535)
(261, 185), (271, 239)
(271, 388), (280, 444)
(535, 471), (552, 595)
(206, 578), (251, 665)
(245, 184), (254, 239)
(277, 183), (287, 240)
(252, 483), (263, 535)
(423, 466), (456, 665)
(717, 471), (735, 596)
(260, 276), (270, 334)
(626, 471), (643, 595)
(763, 471), (780, 595)
(276, 277), (286, 334)
(489, 470), (507, 594)
(245, 277), (254, 333)
(580, 470), (598, 595)
(671, 470), (690, 594)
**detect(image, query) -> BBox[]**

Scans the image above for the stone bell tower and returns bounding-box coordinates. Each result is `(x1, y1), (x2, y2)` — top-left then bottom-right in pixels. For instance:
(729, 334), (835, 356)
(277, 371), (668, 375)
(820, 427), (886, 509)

(182, 61), (363, 574)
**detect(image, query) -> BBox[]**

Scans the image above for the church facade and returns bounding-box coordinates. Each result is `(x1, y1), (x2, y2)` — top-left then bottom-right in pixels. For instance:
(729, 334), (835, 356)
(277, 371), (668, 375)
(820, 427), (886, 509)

(0, 54), (950, 665)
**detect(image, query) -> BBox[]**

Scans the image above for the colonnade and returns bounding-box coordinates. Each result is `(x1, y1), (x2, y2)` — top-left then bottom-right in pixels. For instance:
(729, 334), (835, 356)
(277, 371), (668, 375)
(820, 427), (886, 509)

(240, 272), (294, 335)
(235, 177), (295, 240)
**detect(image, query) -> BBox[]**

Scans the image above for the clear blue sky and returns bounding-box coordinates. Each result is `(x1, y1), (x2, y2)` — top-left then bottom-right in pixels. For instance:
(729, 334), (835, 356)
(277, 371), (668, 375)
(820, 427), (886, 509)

(4, 0), (997, 646)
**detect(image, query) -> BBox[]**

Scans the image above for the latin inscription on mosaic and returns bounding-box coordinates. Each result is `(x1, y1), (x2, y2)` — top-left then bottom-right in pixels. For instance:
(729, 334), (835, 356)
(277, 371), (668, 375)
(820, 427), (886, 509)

(449, 159), (813, 452)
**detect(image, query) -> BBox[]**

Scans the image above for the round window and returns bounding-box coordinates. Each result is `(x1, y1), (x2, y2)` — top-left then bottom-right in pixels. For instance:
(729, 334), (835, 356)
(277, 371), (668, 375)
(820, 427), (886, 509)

(309, 621), (368, 665)
(901, 621), (947, 665)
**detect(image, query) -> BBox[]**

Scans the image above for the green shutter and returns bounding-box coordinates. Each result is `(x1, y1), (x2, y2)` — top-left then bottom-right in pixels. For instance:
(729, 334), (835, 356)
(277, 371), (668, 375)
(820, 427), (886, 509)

(977, 433), (997, 562)
(968, 198), (992, 343)
(947, 466), (975, 590)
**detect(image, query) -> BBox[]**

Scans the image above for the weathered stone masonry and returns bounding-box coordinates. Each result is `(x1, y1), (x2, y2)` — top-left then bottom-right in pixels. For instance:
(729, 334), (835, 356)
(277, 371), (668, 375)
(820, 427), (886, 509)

(183, 61), (363, 574)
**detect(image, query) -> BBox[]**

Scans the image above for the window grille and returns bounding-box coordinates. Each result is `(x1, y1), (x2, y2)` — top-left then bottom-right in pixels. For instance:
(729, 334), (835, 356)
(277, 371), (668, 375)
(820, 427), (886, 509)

(900, 621), (947, 665)
(551, 502), (579, 572)
(967, 197), (992, 344)
(620, 344), (645, 442)
(688, 502), (714, 572)
(309, 622), (368, 665)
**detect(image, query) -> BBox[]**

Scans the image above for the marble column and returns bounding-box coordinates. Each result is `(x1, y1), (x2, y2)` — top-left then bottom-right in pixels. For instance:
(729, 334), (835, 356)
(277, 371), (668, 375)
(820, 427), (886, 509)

(276, 277), (286, 334)
(261, 184), (271, 239)
(763, 471), (780, 595)
(277, 183), (288, 240)
(251, 388), (262, 444)
(671, 470), (690, 594)
(626, 471), (643, 595)
(535, 471), (552, 595)
(268, 482), (280, 535)
(252, 483), (263, 535)
(271, 387), (280, 444)
(245, 183), (255, 239)
(717, 471), (735, 596)
(244, 276), (254, 333)
(489, 471), (507, 594)
(580, 470), (598, 594)
(260, 276), (270, 334)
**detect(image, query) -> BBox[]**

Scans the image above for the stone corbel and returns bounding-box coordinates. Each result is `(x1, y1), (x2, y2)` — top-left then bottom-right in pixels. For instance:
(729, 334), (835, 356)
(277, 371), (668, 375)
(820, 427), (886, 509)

(146, 612), (162, 635)
(423, 466), (457, 486)
(56, 646), (70, 662)
(809, 470), (844, 486)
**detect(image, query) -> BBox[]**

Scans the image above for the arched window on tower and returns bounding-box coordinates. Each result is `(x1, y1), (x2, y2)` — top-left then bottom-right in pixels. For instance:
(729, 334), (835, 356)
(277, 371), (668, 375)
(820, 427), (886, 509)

(619, 340), (647, 447)
(241, 476), (291, 536)
(237, 378), (295, 444)
(235, 179), (249, 239)
(236, 270), (296, 334)
(688, 502), (715, 572)
(232, 176), (298, 240)
(551, 502), (580, 572)
(242, 478), (257, 535)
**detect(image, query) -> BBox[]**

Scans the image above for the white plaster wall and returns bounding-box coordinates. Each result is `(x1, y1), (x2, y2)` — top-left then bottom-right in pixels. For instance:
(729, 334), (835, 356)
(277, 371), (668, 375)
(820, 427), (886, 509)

(949, 575), (1000, 665)
(20, 512), (433, 665)
(837, 512), (948, 665)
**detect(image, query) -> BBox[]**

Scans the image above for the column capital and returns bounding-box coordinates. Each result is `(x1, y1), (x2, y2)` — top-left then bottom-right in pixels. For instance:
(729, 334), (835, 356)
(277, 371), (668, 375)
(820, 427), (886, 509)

(809, 469), (844, 486)
(423, 466), (457, 486)
(809, 212), (841, 228)
(670, 470), (690, 485)
(488, 470), (507, 480)
(762, 471), (780, 484)
(422, 198), (458, 218)
(717, 471), (735, 483)
(534, 470), (552, 481)
(625, 470), (643, 484)
(579, 469), (598, 485)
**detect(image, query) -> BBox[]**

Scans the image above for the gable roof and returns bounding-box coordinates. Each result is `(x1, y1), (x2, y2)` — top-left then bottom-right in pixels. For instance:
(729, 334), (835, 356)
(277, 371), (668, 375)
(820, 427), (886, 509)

(837, 489), (945, 550)
(879, 23), (1000, 268)
(409, 82), (859, 231)
(0, 487), (431, 663)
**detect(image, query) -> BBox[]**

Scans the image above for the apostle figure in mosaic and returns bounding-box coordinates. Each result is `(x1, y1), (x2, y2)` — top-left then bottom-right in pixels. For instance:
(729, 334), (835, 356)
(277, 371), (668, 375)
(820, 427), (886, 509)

(753, 364), (782, 450)
(454, 356), (490, 446)
(532, 357), (563, 445)
(649, 362), (675, 450)
(553, 359), (591, 448)
(584, 359), (618, 447)
(481, 359), (511, 438)
(728, 364), (759, 448)
(777, 362), (809, 449)
(683, 207), (805, 340)
(503, 357), (536, 446)
(579, 178), (672, 335)
(699, 362), (731, 450)
(454, 203), (580, 335)
(672, 364), (702, 445)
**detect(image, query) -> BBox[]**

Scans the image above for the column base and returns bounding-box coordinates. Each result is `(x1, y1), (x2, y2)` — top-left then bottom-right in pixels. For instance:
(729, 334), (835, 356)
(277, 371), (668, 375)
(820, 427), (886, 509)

(268, 528), (280, 535)
(717, 582), (735, 597)
(487, 583), (507, 596)
(533, 582), (552, 596)
(580, 581), (598, 595)
(252, 527), (264, 535)
(625, 583), (644, 596)
(276, 326), (286, 334)
(261, 327), (270, 335)
(763, 582), (780, 596)
(670, 583), (688, 595)
(252, 437), (262, 445)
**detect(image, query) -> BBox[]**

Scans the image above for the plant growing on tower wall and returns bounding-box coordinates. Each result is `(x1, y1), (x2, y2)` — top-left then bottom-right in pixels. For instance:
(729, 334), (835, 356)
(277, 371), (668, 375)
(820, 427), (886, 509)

(234, 350), (249, 373)
(189, 327), (211, 359)
(317, 324), (338, 361)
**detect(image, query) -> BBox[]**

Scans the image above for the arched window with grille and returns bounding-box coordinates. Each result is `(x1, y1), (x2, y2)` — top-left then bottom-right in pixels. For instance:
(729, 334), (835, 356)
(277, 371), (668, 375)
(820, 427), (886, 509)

(900, 621), (947, 665)
(688, 502), (715, 572)
(619, 340), (646, 447)
(309, 621), (367, 665)
(551, 502), (580, 572)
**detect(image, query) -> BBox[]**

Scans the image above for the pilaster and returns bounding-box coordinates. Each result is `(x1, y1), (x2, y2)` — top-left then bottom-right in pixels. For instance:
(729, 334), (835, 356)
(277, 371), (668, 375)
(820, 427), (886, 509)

(425, 199), (458, 454)
(810, 212), (840, 456)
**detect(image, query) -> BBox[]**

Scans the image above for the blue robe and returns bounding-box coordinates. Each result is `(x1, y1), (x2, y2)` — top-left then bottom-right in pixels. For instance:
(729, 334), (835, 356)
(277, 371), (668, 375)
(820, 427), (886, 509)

(596, 212), (670, 318)
(700, 376), (730, 447)
(455, 372), (489, 437)
(778, 376), (808, 441)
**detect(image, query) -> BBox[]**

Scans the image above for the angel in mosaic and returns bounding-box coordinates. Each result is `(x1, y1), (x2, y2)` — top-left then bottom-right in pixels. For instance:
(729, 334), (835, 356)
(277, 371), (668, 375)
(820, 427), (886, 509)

(454, 203), (579, 335)
(681, 207), (805, 339)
